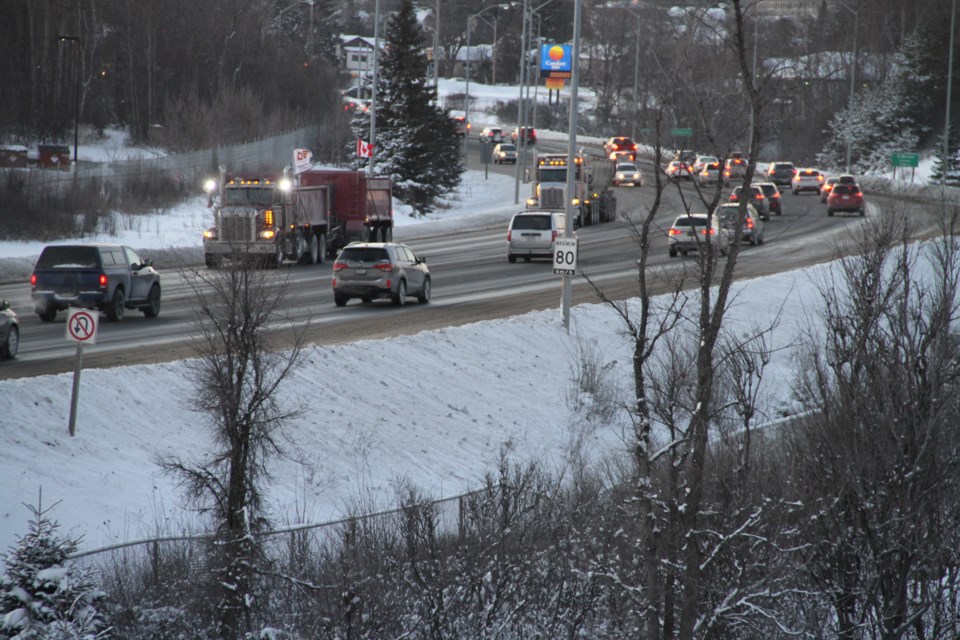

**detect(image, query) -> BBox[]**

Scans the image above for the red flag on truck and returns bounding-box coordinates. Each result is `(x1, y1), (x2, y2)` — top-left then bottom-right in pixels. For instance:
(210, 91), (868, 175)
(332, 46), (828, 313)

(357, 139), (374, 158)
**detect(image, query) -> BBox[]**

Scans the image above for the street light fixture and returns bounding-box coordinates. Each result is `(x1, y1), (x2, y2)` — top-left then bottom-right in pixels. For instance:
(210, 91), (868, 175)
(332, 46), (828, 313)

(834, 0), (859, 173)
(57, 35), (80, 175)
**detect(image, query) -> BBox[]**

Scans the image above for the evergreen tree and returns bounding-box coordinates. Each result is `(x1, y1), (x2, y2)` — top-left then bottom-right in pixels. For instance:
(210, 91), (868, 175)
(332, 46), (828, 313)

(0, 500), (110, 639)
(929, 132), (960, 186)
(354, 0), (463, 216)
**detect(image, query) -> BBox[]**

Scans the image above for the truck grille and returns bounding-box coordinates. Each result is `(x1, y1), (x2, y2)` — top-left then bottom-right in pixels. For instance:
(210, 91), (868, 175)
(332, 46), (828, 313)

(540, 187), (565, 210)
(221, 213), (254, 243)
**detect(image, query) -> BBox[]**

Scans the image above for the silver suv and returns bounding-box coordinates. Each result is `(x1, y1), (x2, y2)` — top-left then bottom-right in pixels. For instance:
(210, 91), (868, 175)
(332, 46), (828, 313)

(667, 213), (730, 258)
(716, 203), (765, 245)
(332, 242), (431, 307)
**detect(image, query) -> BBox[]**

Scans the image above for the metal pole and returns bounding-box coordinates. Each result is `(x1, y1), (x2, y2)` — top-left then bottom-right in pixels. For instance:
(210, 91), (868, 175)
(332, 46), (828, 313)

(58, 36), (81, 174)
(464, 15), (472, 161)
(748, 16), (758, 148)
(562, 0), (581, 333)
(532, 19), (542, 135)
(632, 13), (639, 141)
(514, 0), (529, 204)
(369, 0), (381, 176)
(845, 6), (858, 173)
(945, 0), (957, 185)
(68, 344), (83, 436)
(433, 0), (440, 91)
(492, 18), (498, 85)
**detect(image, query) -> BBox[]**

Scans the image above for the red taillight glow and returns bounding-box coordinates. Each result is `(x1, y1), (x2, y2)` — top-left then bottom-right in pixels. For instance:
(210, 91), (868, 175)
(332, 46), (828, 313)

(333, 261), (348, 272)
(755, 193), (765, 200)
(30, 274), (36, 287)
(507, 230), (512, 242)
(98, 274), (108, 288)
(668, 228), (681, 236)
(746, 218), (755, 229)
(701, 228), (716, 235)
(373, 261), (393, 272)
(552, 230), (557, 242)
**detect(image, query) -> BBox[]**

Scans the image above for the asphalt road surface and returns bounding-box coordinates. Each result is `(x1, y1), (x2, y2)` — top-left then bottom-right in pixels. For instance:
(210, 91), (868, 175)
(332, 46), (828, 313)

(0, 141), (938, 380)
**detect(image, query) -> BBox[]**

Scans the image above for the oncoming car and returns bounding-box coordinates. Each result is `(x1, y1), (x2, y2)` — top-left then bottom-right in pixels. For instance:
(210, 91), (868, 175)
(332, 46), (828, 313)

(332, 242), (431, 307)
(493, 143), (518, 164)
(613, 162), (642, 187)
(604, 136), (637, 160)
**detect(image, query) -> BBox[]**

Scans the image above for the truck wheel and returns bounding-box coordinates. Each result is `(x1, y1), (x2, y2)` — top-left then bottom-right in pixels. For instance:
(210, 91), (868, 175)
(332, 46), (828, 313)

(392, 279), (407, 306)
(38, 307), (57, 322)
(309, 233), (320, 265)
(317, 233), (326, 264)
(142, 284), (161, 318)
(508, 254), (517, 264)
(106, 288), (126, 321)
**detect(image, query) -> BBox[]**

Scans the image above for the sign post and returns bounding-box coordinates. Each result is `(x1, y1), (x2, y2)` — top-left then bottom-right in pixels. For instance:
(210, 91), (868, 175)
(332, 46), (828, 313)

(553, 237), (578, 276)
(65, 307), (99, 436)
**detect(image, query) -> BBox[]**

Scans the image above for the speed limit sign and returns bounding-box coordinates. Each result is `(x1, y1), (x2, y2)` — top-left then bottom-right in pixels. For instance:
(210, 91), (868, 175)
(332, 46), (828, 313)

(553, 237), (578, 275)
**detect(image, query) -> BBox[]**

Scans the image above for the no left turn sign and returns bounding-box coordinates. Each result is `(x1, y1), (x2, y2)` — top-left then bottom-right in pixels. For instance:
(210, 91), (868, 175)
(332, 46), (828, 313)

(66, 308), (99, 345)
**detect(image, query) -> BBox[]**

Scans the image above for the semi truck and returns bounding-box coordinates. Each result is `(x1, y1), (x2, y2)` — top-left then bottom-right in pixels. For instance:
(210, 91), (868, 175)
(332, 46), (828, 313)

(202, 165), (392, 268)
(525, 151), (615, 226)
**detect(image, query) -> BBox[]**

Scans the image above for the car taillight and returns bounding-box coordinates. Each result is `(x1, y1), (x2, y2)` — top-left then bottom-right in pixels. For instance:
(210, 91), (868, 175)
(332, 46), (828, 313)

(374, 261), (393, 272)
(507, 230), (512, 242)
(755, 193), (765, 200)
(30, 273), (36, 287)
(818, 175), (825, 182)
(333, 261), (348, 272)
(99, 274), (108, 288)
(701, 228), (715, 235)
(668, 228), (681, 236)
(552, 230), (557, 242)
(746, 218), (754, 229)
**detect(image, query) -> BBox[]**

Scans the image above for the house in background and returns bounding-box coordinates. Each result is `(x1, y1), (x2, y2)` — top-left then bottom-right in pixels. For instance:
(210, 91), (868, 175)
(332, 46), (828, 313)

(337, 35), (377, 98)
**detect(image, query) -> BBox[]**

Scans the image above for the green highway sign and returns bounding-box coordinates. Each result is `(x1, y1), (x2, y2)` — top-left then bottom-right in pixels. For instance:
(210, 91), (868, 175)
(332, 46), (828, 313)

(891, 152), (919, 168)
(671, 128), (693, 137)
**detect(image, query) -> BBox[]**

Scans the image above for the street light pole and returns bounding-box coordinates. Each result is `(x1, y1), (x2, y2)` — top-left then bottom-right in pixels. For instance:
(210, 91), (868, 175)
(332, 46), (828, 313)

(835, 0), (859, 173)
(58, 35), (80, 175)
(369, 0), (381, 176)
(944, 0), (957, 185)
(514, 0), (530, 204)
(433, 0), (440, 91)
(561, 0), (582, 332)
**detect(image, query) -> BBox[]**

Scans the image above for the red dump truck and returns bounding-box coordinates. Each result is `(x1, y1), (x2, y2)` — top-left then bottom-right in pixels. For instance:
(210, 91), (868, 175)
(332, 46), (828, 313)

(202, 166), (393, 268)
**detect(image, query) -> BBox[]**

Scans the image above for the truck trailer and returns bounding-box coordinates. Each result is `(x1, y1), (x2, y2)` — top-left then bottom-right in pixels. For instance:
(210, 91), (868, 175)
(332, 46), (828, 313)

(202, 164), (392, 268)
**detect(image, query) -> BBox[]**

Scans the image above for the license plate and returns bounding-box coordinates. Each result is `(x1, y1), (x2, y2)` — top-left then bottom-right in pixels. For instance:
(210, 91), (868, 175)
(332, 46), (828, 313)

(356, 269), (367, 275)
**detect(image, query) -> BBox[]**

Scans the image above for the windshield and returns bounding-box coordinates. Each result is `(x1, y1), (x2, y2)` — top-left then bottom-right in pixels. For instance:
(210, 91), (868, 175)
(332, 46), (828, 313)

(224, 187), (278, 207)
(538, 167), (568, 182)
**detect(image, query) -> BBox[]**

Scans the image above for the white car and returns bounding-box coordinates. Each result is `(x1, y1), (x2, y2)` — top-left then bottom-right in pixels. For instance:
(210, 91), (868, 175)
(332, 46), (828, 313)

(493, 143), (517, 164)
(791, 168), (825, 195)
(692, 155), (718, 174)
(479, 127), (504, 143)
(613, 162), (642, 187)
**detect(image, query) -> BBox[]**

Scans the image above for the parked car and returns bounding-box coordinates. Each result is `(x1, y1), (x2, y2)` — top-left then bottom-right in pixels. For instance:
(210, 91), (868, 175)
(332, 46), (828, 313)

(511, 127), (537, 145)
(765, 161), (797, 186)
(453, 116), (471, 138)
(723, 155), (748, 183)
(791, 168), (825, 194)
(755, 182), (783, 215)
(30, 243), (162, 322)
(729, 185), (770, 221)
(716, 203), (765, 245)
(493, 143), (518, 164)
(479, 126), (504, 143)
(666, 160), (692, 181)
(0, 300), (18, 359)
(332, 242), (431, 307)
(667, 213), (729, 258)
(613, 162), (642, 187)
(826, 184), (865, 217)
(507, 211), (567, 263)
(604, 136), (637, 160)
(697, 161), (722, 187)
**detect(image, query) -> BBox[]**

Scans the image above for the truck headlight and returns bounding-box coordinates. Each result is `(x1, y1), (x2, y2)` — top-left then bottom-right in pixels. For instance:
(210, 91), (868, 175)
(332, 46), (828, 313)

(259, 229), (276, 240)
(526, 197), (537, 207)
(203, 227), (218, 240)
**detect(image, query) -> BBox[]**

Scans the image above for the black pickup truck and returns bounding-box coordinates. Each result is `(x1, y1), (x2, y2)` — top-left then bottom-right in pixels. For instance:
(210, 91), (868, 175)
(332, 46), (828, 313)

(30, 243), (162, 322)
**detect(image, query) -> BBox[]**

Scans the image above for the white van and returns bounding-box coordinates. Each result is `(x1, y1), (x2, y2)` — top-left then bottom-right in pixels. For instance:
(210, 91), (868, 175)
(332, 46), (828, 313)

(507, 211), (567, 263)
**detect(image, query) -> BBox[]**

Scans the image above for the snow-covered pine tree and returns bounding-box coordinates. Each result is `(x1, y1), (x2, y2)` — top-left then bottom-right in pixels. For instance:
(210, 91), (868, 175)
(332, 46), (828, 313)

(929, 132), (960, 186)
(362, 0), (463, 216)
(0, 500), (110, 639)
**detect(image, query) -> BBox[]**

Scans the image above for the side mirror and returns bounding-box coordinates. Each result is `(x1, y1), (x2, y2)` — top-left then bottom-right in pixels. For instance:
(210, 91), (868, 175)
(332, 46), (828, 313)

(418, 256), (427, 264)
(0, 300), (9, 311)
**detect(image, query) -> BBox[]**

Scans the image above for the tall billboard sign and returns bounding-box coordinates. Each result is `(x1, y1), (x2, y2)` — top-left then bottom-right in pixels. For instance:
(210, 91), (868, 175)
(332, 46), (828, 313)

(540, 44), (572, 74)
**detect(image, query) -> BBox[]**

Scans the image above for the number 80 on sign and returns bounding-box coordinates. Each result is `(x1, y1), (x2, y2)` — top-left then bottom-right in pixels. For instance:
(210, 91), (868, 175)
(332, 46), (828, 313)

(553, 238), (578, 275)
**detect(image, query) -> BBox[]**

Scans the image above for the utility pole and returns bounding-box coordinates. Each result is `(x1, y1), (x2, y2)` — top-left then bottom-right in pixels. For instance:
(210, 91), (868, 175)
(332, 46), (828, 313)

(562, 0), (582, 333)
(369, 0), (380, 176)
(945, 0), (957, 185)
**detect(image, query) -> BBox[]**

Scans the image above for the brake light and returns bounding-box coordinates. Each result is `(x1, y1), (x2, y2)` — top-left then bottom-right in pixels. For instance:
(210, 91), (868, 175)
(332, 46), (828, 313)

(99, 274), (108, 288)
(30, 273), (36, 287)
(668, 228), (681, 236)
(701, 228), (716, 235)
(333, 261), (348, 272)
(746, 218), (754, 229)
(373, 261), (394, 272)
(818, 175), (825, 182)
(552, 230), (557, 242)
(755, 193), (765, 200)
(507, 230), (512, 242)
